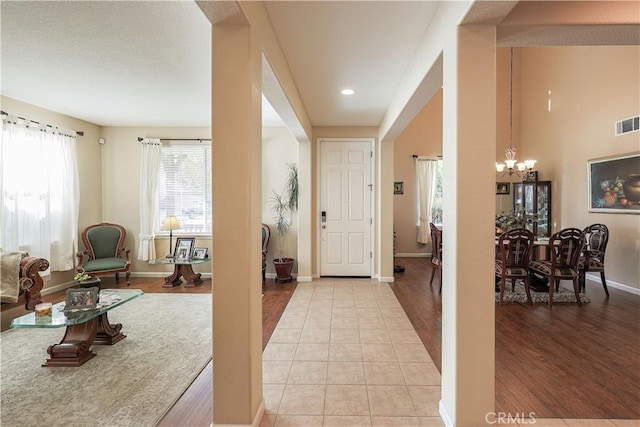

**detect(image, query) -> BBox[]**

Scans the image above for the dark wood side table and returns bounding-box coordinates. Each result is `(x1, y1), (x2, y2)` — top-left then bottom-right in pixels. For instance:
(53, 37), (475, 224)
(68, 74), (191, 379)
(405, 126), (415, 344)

(149, 258), (210, 288)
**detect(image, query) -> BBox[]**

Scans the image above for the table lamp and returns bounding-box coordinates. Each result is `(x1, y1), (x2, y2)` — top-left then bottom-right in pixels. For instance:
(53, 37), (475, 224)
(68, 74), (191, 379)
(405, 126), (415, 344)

(161, 215), (181, 257)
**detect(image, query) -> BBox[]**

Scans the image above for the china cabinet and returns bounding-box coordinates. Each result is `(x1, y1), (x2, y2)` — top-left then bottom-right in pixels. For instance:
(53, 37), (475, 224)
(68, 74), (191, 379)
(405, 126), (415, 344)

(513, 181), (552, 238)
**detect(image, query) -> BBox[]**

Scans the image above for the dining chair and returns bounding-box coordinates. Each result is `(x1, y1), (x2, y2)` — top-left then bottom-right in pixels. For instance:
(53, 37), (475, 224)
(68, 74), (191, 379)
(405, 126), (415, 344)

(495, 228), (534, 305)
(429, 223), (443, 294)
(578, 223), (609, 296)
(528, 228), (584, 307)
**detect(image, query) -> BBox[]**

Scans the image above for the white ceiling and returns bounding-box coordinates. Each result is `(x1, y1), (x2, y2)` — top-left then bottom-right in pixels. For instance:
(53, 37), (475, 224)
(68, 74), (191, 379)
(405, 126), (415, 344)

(1, 1), (440, 130)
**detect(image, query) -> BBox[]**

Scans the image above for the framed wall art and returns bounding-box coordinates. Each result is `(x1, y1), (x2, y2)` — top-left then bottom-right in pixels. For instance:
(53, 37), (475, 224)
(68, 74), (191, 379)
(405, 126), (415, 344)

(394, 182), (404, 195)
(588, 152), (640, 214)
(496, 182), (510, 195)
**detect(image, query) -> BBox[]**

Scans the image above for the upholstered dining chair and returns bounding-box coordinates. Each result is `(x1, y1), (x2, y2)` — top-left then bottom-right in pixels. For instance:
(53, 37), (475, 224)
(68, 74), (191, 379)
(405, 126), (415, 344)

(528, 227), (584, 307)
(262, 223), (271, 284)
(495, 228), (535, 306)
(578, 223), (609, 296)
(77, 223), (131, 285)
(429, 223), (443, 294)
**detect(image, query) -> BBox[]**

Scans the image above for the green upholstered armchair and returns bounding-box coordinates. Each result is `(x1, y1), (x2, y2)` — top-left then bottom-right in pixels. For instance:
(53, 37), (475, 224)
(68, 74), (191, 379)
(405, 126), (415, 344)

(77, 223), (131, 285)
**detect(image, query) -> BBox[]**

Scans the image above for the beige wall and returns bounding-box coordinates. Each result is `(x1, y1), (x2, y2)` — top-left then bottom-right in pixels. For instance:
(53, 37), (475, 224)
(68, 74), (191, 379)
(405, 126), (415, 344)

(262, 126), (299, 275)
(394, 46), (640, 291)
(100, 126), (212, 276)
(0, 96), (103, 289)
(519, 45), (640, 290)
(393, 89), (443, 255)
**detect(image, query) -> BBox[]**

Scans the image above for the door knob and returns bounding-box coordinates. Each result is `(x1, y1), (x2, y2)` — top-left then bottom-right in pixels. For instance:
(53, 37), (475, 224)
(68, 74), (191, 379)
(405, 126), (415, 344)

(322, 225), (326, 229)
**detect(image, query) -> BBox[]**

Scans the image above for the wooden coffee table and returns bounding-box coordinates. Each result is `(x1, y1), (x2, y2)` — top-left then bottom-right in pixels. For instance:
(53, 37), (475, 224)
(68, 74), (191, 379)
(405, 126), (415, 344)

(10, 289), (143, 367)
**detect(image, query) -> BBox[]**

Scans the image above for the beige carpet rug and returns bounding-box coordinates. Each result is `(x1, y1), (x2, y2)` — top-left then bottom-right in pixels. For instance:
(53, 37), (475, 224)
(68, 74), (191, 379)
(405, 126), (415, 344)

(1, 293), (212, 427)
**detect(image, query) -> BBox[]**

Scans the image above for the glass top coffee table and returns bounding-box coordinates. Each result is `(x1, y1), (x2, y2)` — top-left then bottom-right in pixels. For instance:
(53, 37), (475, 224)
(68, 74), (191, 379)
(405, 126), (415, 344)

(148, 258), (210, 288)
(11, 289), (143, 367)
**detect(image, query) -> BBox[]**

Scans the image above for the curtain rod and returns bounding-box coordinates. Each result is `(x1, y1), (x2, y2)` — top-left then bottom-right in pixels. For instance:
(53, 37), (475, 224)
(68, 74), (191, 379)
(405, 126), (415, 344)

(1, 110), (84, 136)
(138, 137), (211, 142)
(412, 154), (442, 158)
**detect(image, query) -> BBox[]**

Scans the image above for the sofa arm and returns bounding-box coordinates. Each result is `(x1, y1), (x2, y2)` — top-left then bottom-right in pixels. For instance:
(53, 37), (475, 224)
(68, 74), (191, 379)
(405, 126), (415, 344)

(19, 256), (49, 310)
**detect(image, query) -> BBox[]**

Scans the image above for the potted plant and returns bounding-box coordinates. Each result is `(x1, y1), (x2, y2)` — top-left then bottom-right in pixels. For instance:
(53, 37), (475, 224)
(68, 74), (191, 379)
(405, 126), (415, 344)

(73, 269), (101, 288)
(271, 163), (298, 283)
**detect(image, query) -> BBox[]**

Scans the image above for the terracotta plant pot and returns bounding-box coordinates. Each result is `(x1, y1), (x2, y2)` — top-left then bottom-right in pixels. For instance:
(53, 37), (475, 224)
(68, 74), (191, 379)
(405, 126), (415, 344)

(273, 258), (294, 283)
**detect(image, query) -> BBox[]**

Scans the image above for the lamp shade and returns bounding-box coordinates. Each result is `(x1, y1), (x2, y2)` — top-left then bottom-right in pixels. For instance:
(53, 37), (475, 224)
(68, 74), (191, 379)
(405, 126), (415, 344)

(161, 215), (181, 231)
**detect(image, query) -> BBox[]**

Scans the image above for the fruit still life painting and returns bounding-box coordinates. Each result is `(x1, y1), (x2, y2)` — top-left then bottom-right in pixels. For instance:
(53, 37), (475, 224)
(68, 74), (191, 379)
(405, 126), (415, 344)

(588, 153), (640, 213)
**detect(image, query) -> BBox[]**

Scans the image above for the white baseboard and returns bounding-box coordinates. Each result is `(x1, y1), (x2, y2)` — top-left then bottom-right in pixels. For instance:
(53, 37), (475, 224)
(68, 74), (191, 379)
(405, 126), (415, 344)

(41, 280), (76, 296)
(439, 400), (453, 427)
(585, 273), (639, 296)
(395, 253), (429, 258)
(378, 276), (395, 283)
(131, 272), (212, 279)
(296, 276), (312, 282)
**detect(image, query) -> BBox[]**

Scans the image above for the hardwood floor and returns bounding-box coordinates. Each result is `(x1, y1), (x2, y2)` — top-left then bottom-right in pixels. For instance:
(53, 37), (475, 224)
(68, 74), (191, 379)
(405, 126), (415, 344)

(391, 257), (640, 419)
(5, 267), (639, 423)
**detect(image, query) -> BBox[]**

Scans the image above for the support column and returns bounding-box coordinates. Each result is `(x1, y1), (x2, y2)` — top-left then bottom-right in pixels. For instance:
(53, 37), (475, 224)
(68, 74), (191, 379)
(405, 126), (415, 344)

(377, 139), (395, 282)
(212, 19), (263, 426)
(440, 25), (496, 426)
(296, 141), (312, 281)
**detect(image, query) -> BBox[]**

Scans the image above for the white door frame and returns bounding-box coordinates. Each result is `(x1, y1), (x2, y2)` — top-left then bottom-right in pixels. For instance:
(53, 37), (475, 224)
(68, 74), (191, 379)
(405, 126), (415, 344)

(316, 137), (375, 278)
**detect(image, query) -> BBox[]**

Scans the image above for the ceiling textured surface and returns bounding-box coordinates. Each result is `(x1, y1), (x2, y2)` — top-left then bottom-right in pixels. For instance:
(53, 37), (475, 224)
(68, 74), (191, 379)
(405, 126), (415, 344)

(1, 1), (212, 127)
(1, 1), (439, 128)
(264, 1), (439, 127)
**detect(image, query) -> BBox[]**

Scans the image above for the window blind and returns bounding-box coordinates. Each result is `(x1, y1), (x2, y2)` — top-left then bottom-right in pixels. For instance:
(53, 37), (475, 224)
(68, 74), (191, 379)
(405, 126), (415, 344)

(157, 142), (212, 234)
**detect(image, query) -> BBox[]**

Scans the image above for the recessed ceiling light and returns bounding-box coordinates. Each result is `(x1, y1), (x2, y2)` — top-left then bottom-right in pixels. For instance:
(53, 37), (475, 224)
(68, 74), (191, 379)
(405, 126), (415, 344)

(341, 88), (355, 96)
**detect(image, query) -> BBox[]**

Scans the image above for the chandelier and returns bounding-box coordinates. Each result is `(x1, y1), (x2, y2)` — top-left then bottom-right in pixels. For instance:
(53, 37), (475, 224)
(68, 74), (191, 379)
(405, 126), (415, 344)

(496, 48), (536, 178)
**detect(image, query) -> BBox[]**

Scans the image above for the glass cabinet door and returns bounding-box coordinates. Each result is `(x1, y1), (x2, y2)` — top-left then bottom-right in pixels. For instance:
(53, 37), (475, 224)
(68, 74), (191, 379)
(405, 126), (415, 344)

(513, 181), (552, 239)
(536, 183), (551, 238)
(523, 184), (535, 235)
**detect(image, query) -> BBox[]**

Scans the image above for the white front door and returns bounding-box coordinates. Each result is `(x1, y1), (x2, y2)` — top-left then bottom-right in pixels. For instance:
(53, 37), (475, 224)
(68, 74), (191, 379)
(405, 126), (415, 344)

(320, 140), (372, 276)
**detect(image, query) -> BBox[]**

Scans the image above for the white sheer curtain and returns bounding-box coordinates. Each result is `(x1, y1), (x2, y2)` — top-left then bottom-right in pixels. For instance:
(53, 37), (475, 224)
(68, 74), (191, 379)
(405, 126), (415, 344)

(0, 116), (80, 272)
(415, 157), (438, 244)
(138, 138), (162, 261)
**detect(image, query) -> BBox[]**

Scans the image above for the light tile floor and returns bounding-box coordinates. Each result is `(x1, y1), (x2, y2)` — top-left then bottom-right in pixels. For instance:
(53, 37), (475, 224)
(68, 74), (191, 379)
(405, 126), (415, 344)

(260, 279), (640, 427)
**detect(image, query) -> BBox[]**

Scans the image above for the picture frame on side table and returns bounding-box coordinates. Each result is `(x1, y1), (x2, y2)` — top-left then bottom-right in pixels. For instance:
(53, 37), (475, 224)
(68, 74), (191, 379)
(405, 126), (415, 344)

(587, 152), (640, 214)
(174, 238), (196, 263)
(192, 247), (208, 260)
(65, 287), (99, 311)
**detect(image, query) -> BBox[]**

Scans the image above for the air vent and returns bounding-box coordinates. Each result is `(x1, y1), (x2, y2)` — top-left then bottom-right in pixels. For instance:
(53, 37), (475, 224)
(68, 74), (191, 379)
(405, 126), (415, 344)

(615, 115), (639, 136)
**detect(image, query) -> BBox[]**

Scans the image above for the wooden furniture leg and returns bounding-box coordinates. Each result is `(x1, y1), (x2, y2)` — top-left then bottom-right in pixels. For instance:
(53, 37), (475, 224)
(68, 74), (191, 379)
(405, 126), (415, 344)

(94, 313), (125, 345)
(162, 264), (184, 288)
(180, 264), (202, 287)
(44, 319), (98, 367)
(162, 263), (203, 288)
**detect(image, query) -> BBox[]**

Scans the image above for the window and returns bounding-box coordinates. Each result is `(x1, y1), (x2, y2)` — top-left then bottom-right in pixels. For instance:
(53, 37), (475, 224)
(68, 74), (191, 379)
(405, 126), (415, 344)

(431, 160), (443, 225)
(157, 142), (212, 234)
(1, 115), (79, 271)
